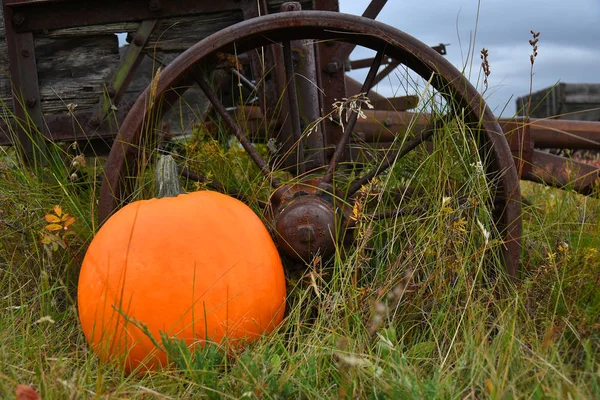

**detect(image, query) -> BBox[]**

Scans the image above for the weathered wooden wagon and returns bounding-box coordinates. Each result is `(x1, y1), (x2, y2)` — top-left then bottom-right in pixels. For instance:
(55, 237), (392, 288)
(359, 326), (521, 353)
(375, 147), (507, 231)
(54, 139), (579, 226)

(1, 0), (599, 277)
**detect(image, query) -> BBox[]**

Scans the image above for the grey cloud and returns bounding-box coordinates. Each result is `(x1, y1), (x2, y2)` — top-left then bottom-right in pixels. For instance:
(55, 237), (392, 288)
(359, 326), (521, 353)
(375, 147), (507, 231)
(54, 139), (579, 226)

(341, 0), (599, 114)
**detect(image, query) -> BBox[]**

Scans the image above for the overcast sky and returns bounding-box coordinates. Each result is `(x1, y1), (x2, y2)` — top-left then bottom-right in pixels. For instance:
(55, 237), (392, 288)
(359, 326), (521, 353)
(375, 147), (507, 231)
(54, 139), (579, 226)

(340, 0), (600, 117)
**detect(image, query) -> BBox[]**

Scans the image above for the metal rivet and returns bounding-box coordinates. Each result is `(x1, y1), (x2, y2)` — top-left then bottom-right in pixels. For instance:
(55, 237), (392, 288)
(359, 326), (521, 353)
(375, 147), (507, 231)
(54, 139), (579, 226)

(21, 50), (30, 58)
(280, 2), (301, 12)
(149, 0), (161, 11)
(133, 35), (144, 47)
(89, 116), (101, 126)
(325, 62), (339, 74)
(26, 98), (37, 108)
(12, 13), (25, 26)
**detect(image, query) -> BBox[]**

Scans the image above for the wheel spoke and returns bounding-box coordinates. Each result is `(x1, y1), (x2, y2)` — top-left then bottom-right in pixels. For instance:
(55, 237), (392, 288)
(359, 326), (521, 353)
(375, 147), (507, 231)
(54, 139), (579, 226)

(323, 47), (385, 183)
(373, 59), (400, 86)
(348, 125), (435, 196)
(230, 68), (258, 92)
(195, 71), (280, 188)
(282, 40), (306, 174)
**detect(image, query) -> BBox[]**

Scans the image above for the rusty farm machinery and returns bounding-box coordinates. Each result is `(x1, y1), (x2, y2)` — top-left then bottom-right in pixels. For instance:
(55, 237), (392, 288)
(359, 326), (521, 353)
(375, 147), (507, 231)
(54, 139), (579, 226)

(1, 0), (600, 277)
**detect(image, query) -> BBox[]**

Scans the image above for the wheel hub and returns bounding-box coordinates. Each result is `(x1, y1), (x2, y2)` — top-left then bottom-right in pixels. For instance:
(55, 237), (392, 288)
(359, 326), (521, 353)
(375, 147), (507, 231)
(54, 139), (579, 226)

(269, 179), (351, 262)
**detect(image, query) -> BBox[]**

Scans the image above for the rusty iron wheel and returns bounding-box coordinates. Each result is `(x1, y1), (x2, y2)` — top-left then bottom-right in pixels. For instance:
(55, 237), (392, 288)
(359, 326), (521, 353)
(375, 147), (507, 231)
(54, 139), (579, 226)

(98, 11), (522, 277)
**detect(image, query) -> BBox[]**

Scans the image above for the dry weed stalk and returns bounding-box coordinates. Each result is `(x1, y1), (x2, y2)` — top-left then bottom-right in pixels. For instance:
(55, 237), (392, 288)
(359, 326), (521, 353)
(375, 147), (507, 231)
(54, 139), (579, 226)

(480, 48), (490, 91)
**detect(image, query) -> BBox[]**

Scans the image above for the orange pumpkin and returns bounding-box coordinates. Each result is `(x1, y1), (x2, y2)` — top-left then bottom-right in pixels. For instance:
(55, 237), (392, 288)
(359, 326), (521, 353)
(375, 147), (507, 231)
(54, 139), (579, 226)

(78, 190), (286, 372)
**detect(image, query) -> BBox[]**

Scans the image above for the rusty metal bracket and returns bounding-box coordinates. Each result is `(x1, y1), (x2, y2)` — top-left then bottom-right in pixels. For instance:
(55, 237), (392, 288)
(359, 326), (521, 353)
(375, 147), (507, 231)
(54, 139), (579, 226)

(431, 43), (448, 55)
(92, 19), (158, 125)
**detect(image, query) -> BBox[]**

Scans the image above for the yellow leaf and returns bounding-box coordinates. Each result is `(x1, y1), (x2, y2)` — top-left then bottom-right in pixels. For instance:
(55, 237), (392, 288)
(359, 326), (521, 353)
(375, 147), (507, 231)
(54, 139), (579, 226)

(45, 214), (61, 223)
(63, 215), (76, 227)
(53, 205), (62, 217)
(45, 224), (62, 231)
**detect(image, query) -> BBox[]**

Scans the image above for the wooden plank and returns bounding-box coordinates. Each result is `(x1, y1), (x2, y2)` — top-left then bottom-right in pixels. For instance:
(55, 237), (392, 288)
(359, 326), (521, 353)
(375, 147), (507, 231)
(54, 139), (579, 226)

(563, 83), (600, 104)
(39, 22), (141, 38)
(142, 13), (242, 53)
(516, 83), (600, 121)
(35, 35), (120, 113)
(0, 41), (12, 110)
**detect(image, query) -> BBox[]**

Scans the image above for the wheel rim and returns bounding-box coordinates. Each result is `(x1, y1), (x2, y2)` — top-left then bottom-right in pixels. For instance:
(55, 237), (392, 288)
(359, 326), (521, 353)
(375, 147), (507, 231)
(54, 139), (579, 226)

(99, 11), (522, 277)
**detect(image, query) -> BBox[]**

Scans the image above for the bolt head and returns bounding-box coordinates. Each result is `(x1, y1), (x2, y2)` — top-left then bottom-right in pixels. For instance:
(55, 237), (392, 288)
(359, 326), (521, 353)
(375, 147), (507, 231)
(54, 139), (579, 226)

(274, 195), (335, 262)
(149, 0), (161, 11)
(132, 35), (144, 47)
(325, 62), (339, 74)
(89, 116), (101, 126)
(298, 224), (315, 244)
(12, 13), (25, 26)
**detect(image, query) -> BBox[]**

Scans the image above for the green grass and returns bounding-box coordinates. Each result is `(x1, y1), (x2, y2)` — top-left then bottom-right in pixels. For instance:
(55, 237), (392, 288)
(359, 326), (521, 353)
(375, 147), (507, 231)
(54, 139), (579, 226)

(1, 109), (600, 399)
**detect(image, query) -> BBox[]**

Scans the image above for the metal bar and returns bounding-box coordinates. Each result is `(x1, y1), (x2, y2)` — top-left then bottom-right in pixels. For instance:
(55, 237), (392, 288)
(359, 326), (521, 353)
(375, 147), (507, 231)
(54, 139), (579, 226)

(522, 150), (600, 195)
(230, 68), (257, 92)
(353, 109), (429, 142)
(501, 118), (534, 178)
(312, 0), (346, 162)
(5, 0), (242, 32)
(3, 3), (46, 165)
(323, 48), (384, 183)
(195, 72), (281, 188)
(92, 19), (158, 123)
(361, 0), (388, 20)
(281, 2), (325, 170)
(371, 96), (419, 111)
(373, 59), (400, 86)
(282, 39), (306, 174)
(350, 56), (392, 70)
(323, 0), (387, 72)
(348, 128), (435, 196)
(500, 117), (600, 149)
